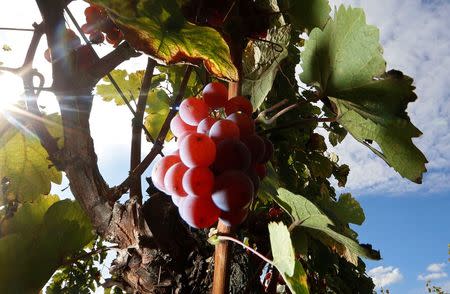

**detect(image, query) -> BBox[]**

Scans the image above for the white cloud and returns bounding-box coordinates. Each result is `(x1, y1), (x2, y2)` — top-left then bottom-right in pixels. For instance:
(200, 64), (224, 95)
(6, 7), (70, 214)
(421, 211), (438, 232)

(418, 262), (448, 281)
(427, 263), (447, 273)
(368, 266), (403, 288)
(418, 272), (448, 281)
(325, 0), (450, 195)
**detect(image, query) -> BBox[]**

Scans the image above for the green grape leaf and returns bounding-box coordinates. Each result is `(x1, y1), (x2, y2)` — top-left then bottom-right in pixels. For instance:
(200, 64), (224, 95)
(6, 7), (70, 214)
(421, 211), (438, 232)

(280, 0), (331, 32)
(333, 193), (365, 226)
(242, 25), (291, 110)
(96, 70), (143, 105)
(91, 0), (238, 81)
(0, 117), (62, 203)
(258, 162), (280, 203)
(144, 89), (173, 140)
(333, 164), (350, 187)
(268, 222), (309, 294)
(0, 198), (94, 293)
(0, 194), (59, 236)
(308, 153), (333, 179)
(299, 5), (427, 183)
(157, 65), (204, 98)
(275, 188), (380, 264)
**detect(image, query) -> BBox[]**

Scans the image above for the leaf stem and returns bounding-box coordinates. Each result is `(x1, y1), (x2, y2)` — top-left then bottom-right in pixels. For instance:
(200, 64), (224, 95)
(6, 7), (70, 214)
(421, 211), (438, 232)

(259, 117), (336, 135)
(216, 235), (275, 267)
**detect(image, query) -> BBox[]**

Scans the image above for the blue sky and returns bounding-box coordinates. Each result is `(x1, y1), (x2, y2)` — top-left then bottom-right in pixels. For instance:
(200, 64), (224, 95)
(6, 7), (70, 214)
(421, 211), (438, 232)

(1, 0), (449, 293)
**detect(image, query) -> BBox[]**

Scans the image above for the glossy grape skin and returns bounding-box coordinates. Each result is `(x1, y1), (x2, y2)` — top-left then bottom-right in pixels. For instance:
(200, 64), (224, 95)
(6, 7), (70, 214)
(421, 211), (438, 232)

(241, 135), (265, 164)
(197, 117), (217, 135)
(226, 112), (255, 137)
(170, 114), (196, 137)
(212, 170), (254, 212)
(151, 155), (181, 192)
(260, 137), (274, 163)
(180, 133), (216, 167)
(224, 96), (253, 116)
(202, 82), (228, 109)
(164, 162), (189, 197)
(182, 167), (214, 198)
(179, 195), (220, 229)
(179, 97), (209, 126)
(219, 208), (249, 226)
(246, 168), (260, 195)
(209, 119), (240, 143)
(255, 163), (267, 180)
(213, 139), (251, 173)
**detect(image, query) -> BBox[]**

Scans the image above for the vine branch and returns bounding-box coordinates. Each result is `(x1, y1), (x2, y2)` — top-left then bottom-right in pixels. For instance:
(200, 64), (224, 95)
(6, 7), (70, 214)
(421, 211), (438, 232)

(112, 65), (193, 201)
(130, 57), (157, 203)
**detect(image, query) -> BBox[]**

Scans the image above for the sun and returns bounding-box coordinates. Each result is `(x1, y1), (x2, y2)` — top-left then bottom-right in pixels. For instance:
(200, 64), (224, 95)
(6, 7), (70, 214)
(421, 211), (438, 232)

(0, 72), (24, 112)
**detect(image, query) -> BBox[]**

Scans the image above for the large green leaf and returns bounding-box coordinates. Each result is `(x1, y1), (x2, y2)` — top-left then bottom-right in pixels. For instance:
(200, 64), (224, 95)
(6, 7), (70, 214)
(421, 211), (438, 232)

(0, 198), (94, 293)
(92, 0), (238, 81)
(0, 116), (62, 203)
(268, 222), (309, 294)
(299, 5), (427, 183)
(144, 89), (173, 140)
(275, 188), (380, 264)
(242, 25), (291, 110)
(279, 0), (331, 32)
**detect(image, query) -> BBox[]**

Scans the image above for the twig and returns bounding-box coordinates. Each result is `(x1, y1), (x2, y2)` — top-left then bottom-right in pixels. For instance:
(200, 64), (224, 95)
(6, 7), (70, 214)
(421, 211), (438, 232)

(63, 245), (118, 266)
(112, 66), (193, 201)
(20, 22), (61, 163)
(257, 100), (308, 125)
(259, 117), (336, 135)
(130, 58), (157, 203)
(64, 7), (159, 148)
(0, 27), (34, 32)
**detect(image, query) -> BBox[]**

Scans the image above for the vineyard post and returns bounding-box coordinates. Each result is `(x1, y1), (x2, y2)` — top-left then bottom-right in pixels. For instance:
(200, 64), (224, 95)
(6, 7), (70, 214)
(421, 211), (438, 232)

(212, 81), (241, 294)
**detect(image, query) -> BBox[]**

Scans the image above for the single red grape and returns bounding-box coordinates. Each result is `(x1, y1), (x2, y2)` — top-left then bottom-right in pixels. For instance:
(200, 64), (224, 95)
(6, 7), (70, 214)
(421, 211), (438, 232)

(213, 139), (251, 173)
(151, 155), (181, 192)
(180, 133), (216, 167)
(226, 112), (255, 137)
(219, 208), (249, 226)
(179, 97), (209, 126)
(182, 167), (214, 198)
(255, 163), (267, 180)
(202, 82), (228, 109)
(212, 170), (254, 212)
(197, 117), (217, 135)
(179, 195), (220, 229)
(170, 114), (196, 138)
(164, 162), (189, 197)
(225, 96), (253, 116)
(260, 137), (274, 163)
(241, 135), (265, 164)
(209, 119), (240, 142)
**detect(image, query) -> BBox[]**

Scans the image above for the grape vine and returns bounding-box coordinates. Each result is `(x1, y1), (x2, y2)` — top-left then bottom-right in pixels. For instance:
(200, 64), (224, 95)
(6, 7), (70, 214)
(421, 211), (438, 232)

(0, 0), (427, 293)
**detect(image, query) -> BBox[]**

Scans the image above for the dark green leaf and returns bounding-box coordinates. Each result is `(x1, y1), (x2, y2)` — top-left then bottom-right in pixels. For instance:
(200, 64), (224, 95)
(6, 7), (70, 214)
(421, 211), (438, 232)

(242, 25), (291, 110)
(300, 6), (427, 182)
(275, 188), (380, 264)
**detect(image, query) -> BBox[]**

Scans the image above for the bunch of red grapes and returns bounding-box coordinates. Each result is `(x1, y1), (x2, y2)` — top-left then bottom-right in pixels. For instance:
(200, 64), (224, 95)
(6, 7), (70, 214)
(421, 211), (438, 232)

(81, 4), (123, 46)
(151, 82), (273, 229)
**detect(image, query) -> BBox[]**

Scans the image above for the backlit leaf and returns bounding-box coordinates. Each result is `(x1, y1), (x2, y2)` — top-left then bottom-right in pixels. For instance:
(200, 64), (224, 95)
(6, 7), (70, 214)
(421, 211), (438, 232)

(300, 5), (427, 183)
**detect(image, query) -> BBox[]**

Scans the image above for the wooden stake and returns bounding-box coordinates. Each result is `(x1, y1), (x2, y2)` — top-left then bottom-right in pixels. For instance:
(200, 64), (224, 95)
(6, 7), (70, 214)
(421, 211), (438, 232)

(212, 81), (241, 294)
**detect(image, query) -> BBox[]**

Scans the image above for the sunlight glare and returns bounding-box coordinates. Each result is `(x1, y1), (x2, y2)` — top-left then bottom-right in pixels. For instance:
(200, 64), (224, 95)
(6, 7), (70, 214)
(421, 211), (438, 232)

(0, 72), (24, 112)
